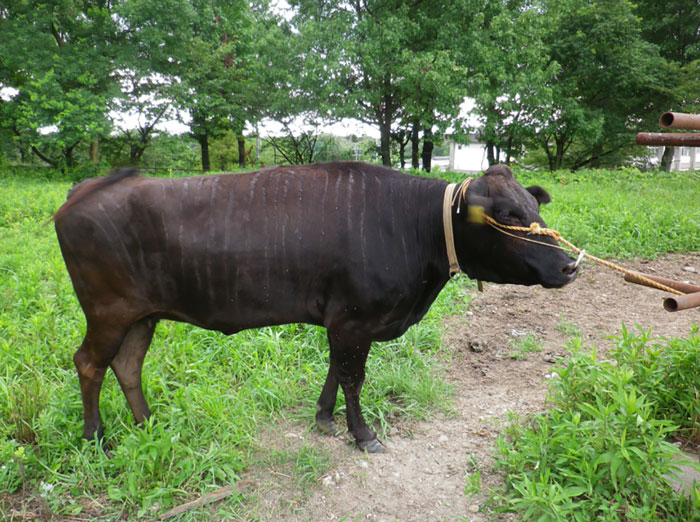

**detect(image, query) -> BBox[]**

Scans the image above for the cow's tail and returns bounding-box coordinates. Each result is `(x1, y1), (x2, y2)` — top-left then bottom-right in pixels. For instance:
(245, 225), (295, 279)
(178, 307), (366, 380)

(52, 168), (139, 222)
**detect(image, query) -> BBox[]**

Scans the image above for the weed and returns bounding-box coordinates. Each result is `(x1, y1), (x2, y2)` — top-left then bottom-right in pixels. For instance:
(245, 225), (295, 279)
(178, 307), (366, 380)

(491, 328), (700, 521)
(464, 452), (482, 496)
(508, 333), (542, 360)
(555, 316), (582, 338)
(293, 445), (332, 488)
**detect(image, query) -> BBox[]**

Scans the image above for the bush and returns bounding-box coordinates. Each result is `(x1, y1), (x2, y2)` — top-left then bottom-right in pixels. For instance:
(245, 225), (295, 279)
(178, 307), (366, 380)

(491, 329), (700, 521)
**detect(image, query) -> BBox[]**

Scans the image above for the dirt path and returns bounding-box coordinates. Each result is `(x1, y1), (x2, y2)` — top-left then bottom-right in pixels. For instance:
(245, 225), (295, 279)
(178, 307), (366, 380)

(240, 253), (700, 522)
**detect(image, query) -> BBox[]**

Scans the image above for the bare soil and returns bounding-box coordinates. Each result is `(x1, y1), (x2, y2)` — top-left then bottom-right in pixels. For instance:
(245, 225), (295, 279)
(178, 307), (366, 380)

(240, 253), (700, 522)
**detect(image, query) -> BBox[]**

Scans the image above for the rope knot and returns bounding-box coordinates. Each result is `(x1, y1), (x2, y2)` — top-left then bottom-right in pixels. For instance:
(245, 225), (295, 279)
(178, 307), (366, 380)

(528, 222), (561, 241)
(528, 222), (542, 234)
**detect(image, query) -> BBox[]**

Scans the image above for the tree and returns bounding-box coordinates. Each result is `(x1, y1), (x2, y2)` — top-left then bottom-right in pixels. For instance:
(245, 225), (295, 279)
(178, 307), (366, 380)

(109, 0), (196, 165)
(169, 0), (253, 171)
(290, 0), (474, 168)
(475, 0), (667, 171)
(470, 2), (557, 166)
(0, 0), (118, 168)
(394, 0), (478, 171)
(636, 0), (700, 171)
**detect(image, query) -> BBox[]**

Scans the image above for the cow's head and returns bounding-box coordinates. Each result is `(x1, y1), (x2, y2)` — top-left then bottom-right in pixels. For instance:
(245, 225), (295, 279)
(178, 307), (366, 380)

(453, 164), (578, 288)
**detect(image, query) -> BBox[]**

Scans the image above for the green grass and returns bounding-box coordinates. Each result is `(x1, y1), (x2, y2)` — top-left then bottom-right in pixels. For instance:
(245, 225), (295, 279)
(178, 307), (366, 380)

(508, 333), (543, 360)
(517, 167), (700, 258)
(0, 171), (467, 519)
(555, 316), (582, 338)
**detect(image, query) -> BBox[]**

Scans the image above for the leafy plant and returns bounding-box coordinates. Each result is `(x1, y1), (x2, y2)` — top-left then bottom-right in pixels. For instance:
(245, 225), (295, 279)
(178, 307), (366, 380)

(491, 330), (700, 521)
(464, 452), (482, 496)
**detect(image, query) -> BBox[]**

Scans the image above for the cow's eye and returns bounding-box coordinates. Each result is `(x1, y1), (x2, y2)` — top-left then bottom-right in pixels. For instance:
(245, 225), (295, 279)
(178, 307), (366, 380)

(496, 209), (522, 224)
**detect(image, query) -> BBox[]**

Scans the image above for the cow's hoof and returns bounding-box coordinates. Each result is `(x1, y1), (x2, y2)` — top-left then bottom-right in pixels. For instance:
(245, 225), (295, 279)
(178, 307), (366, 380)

(357, 438), (386, 453)
(316, 416), (339, 435)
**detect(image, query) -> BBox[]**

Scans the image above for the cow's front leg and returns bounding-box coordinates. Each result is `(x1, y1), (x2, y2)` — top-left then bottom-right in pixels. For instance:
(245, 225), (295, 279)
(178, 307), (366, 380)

(327, 331), (385, 453)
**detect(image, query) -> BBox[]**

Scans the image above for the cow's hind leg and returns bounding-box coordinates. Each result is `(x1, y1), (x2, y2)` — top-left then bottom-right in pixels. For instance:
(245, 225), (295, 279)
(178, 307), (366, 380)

(316, 359), (340, 434)
(109, 318), (157, 426)
(327, 331), (385, 453)
(74, 322), (130, 441)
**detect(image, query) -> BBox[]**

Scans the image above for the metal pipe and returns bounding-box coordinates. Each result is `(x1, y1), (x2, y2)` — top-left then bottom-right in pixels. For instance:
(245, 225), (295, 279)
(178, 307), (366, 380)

(659, 112), (700, 131)
(664, 291), (700, 312)
(636, 133), (700, 147)
(623, 271), (700, 295)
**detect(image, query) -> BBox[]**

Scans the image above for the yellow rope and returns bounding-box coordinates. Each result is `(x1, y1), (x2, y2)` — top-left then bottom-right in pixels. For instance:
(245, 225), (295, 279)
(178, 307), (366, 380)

(480, 214), (685, 296)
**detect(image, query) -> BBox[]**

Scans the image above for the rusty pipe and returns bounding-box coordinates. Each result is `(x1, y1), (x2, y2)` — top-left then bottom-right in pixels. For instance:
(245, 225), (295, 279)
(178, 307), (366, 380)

(623, 271), (700, 295)
(636, 133), (700, 147)
(659, 112), (700, 131)
(664, 291), (700, 312)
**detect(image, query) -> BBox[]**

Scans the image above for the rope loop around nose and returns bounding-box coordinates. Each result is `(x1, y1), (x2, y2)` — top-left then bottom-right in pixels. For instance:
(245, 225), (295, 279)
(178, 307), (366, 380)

(480, 213), (683, 296)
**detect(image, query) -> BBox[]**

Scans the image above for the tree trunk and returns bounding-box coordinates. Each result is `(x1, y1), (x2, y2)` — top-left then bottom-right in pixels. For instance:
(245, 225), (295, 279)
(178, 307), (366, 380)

(63, 143), (78, 169)
(553, 137), (566, 171)
(411, 122), (420, 169)
(505, 135), (513, 164)
(487, 141), (497, 166)
(395, 130), (406, 169)
(130, 144), (146, 164)
(660, 146), (674, 172)
(237, 135), (246, 168)
(421, 129), (434, 173)
(90, 139), (99, 165)
(197, 134), (211, 171)
(379, 119), (392, 167)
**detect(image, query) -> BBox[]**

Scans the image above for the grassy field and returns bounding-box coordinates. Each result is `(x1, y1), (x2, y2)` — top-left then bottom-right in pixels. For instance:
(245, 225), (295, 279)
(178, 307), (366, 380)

(1, 166), (699, 519)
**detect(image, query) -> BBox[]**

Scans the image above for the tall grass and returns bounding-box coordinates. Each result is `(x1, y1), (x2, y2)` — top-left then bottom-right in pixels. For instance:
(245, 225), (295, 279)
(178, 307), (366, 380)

(0, 171), (465, 518)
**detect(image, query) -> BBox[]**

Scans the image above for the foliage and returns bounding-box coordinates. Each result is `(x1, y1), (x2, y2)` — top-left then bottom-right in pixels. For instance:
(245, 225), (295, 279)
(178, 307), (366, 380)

(470, 1), (555, 165)
(1, 0), (699, 171)
(0, 0), (118, 168)
(636, 0), (700, 64)
(289, 0), (475, 167)
(491, 329), (700, 520)
(608, 326), (700, 445)
(108, 0), (193, 163)
(472, 0), (671, 171)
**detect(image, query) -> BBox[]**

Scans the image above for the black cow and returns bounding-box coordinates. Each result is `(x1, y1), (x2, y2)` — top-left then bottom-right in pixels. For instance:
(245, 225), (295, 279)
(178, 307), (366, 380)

(54, 162), (577, 452)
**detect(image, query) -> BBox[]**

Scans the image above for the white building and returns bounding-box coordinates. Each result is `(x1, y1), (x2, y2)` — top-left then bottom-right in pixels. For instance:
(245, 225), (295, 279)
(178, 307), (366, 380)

(432, 135), (489, 173)
(659, 146), (697, 171)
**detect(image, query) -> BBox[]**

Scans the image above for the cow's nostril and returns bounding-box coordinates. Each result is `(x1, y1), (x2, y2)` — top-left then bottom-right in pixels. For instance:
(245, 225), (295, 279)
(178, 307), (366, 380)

(563, 261), (578, 276)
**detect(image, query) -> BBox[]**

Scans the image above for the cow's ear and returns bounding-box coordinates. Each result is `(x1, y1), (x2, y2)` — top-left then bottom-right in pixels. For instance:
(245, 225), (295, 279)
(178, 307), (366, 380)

(526, 185), (551, 206)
